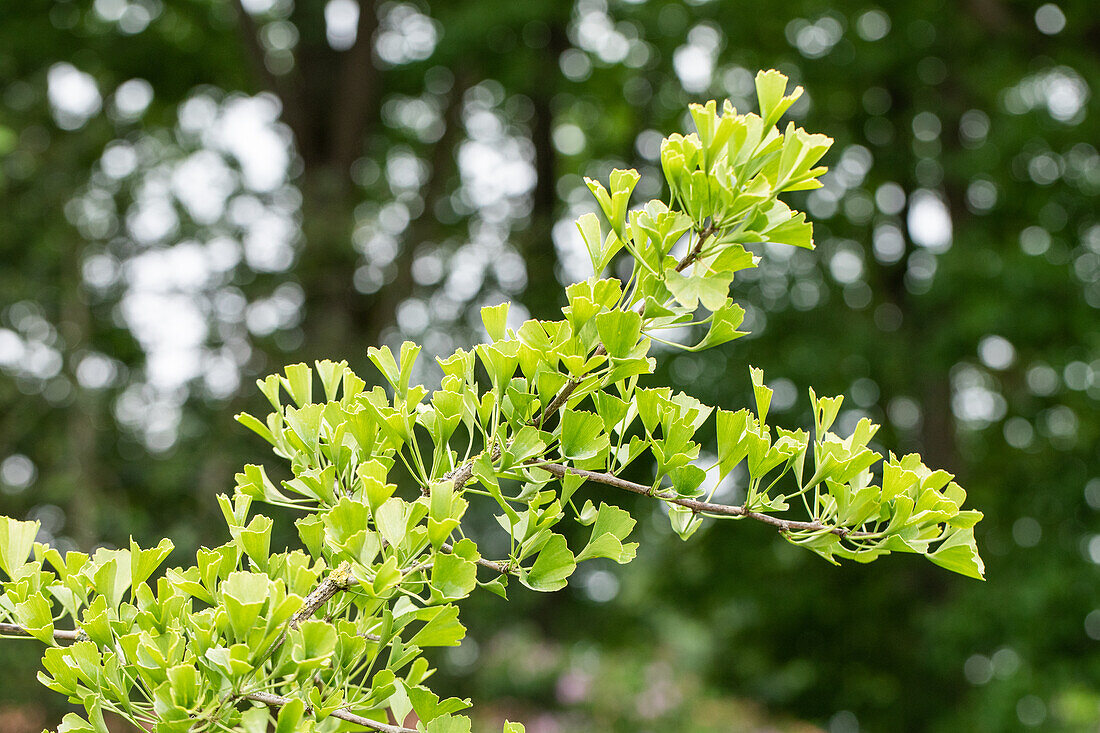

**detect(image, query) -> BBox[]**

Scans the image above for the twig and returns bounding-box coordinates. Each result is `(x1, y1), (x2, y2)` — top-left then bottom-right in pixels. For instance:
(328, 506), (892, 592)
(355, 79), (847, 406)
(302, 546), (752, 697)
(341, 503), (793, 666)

(442, 454), (484, 494)
(536, 344), (607, 425)
(538, 463), (870, 539)
(440, 542), (514, 576)
(0, 622), (82, 642)
(245, 691), (416, 733)
(257, 562), (359, 665)
(291, 562), (357, 629)
(674, 223), (718, 273)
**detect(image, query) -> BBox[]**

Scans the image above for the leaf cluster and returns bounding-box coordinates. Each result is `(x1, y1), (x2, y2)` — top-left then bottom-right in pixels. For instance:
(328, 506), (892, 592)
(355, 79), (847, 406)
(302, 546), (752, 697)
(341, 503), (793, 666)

(0, 71), (982, 733)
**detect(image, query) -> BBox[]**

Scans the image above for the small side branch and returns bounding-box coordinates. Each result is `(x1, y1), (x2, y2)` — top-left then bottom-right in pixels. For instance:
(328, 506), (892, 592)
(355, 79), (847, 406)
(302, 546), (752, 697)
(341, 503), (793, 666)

(245, 691), (416, 733)
(440, 542), (514, 576)
(539, 463), (867, 539)
(0, 622), (82, 642)
(537, 344), (607, 423)
(261, 562), (359, 662)
(537, 224), (717, 427)
(443, 460), (477, 493)
(674, 223), (718, 273)
(292, 562), (357, 629)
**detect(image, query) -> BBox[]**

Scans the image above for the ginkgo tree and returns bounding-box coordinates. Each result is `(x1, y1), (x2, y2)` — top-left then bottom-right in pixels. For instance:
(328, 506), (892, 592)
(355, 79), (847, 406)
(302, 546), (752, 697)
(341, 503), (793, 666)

(0, 70), (984, 733)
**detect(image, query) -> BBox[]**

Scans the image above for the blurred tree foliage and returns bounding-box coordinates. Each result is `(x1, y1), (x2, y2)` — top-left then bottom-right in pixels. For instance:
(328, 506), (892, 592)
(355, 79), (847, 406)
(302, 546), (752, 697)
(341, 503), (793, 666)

(0, 0), (1097, 730)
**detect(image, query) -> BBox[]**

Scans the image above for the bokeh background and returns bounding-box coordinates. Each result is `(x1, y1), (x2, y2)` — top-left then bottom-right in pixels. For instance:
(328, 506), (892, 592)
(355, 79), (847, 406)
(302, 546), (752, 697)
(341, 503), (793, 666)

(1, 0), (1098, 731)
